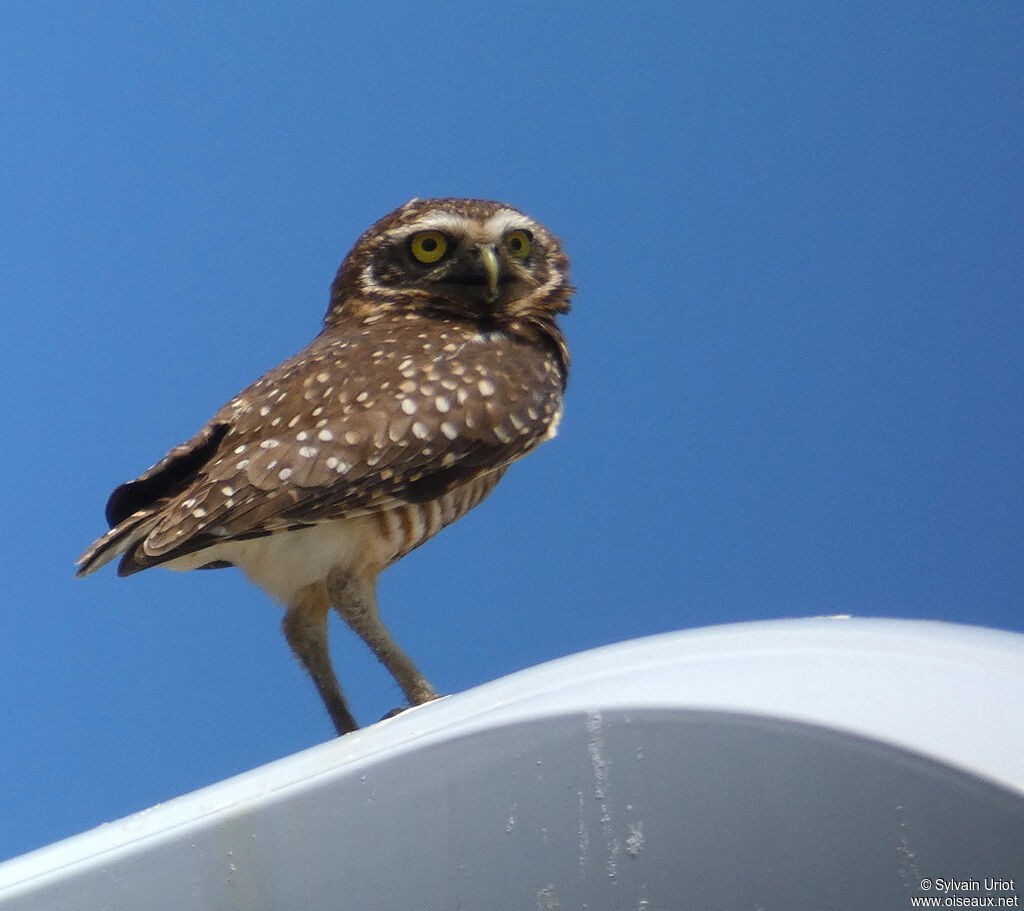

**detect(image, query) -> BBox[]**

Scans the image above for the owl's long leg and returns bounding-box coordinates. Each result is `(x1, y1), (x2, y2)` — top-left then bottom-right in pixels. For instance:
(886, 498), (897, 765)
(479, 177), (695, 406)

(326, 568), (438, 706)
(282, 581), (359, 735)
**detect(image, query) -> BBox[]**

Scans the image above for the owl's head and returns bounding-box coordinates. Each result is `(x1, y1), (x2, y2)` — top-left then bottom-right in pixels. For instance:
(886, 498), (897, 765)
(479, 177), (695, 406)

(327, 198), (572, 326)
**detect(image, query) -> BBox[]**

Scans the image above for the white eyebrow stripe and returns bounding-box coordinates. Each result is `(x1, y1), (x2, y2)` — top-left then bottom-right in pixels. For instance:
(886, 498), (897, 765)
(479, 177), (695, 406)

(482, 210), (534, 236)
(386, 212), (473, 238)
(385, 208), (532, 242)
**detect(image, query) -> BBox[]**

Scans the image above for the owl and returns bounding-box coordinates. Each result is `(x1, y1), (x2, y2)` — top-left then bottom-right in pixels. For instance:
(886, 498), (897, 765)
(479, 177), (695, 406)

(77, 198), (573, 735)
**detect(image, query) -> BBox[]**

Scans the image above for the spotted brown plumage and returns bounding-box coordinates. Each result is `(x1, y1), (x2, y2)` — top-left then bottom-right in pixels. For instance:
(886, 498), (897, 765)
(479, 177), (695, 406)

(76, 198), (572, 736)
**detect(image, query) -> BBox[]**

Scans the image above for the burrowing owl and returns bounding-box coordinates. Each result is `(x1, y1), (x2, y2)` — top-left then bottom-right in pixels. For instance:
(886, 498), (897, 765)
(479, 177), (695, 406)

(77, 198), (572, 735)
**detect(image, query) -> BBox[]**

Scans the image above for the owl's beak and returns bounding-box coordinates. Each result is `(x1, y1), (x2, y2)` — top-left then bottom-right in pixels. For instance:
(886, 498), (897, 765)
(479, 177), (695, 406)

(444, 244), (503, 308)
(477, 244), (500, 303)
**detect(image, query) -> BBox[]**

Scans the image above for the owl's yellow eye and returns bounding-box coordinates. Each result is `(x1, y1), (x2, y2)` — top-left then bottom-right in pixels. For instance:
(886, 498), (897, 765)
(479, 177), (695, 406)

(409, 230), (449, 264)
(504, 229), (532, 259)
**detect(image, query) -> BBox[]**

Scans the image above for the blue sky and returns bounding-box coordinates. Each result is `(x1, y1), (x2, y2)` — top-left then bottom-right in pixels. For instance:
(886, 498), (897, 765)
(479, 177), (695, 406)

(1, 2), (1021, 860)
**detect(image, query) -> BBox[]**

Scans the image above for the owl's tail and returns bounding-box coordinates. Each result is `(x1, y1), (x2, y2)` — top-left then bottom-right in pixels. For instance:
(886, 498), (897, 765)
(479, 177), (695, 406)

(75, 509), (162, 578)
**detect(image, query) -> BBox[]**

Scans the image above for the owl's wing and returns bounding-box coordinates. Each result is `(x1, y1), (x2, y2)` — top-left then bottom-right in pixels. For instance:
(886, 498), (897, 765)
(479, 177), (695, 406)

(78, 322), (564, 576)
(75, 422), (232, 576)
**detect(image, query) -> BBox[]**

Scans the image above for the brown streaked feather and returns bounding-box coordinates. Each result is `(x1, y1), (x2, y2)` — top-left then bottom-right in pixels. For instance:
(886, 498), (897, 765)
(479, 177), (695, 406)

(75, 507), (162, 577)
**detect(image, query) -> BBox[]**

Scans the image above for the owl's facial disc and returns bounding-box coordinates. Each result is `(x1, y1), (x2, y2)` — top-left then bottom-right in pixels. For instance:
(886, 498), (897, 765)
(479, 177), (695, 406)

(344, 204), (562, 324)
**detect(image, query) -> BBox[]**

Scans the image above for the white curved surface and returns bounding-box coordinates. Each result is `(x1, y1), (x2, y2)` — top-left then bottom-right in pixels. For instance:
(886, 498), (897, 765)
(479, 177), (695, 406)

(453, 615), (1024, 791)
(1, 617), (1022, 909)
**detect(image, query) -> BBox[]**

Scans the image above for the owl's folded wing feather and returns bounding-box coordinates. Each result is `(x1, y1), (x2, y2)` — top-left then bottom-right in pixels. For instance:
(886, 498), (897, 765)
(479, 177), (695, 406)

(77, 320), (564, 577)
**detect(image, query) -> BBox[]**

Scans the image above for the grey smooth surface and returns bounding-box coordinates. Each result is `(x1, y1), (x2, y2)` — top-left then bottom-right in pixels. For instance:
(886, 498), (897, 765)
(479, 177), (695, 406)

(2, 618), (1023, 909)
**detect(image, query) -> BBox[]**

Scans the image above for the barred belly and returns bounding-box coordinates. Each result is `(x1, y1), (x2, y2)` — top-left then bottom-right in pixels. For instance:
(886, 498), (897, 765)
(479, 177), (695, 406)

(375, 468), (506, 566)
